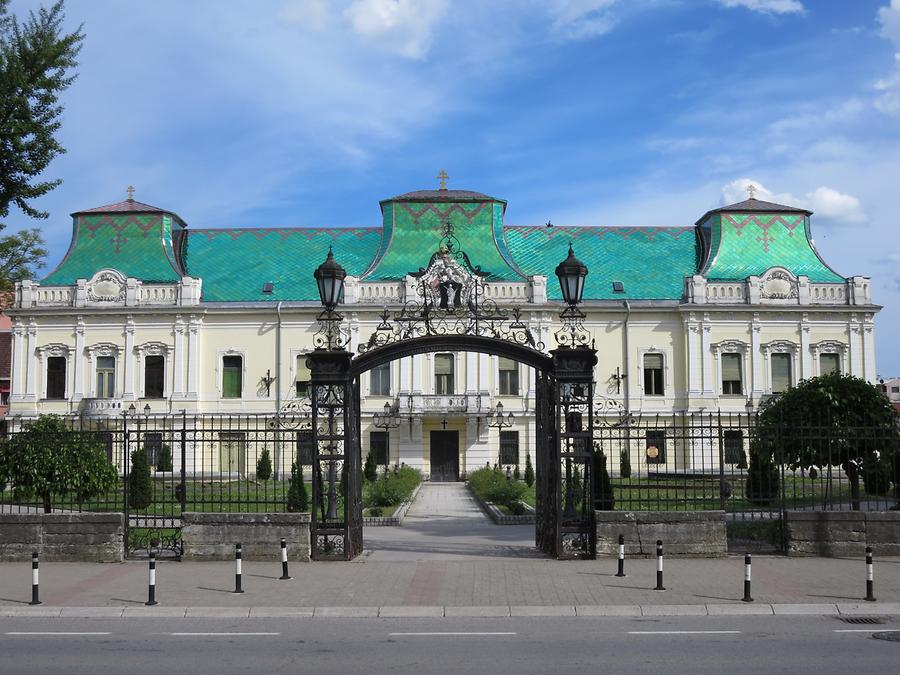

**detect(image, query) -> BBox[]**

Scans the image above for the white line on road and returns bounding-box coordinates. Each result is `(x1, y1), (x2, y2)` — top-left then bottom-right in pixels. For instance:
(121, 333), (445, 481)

(627, 631), (741, 635)
(5, 632), (112, 636)
(169, 632), (280, 637)
(389, 632), (517, 637)
(834, 629), (900, 633)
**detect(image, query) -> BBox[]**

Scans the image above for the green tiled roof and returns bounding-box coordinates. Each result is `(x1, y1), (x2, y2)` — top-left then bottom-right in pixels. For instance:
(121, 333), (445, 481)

(504, 226), (700, 300)
(700, 213), (843, 283)
(43, 213), (183, 285)
(183, 227), (382, 302)
(365, 194), (523, 281)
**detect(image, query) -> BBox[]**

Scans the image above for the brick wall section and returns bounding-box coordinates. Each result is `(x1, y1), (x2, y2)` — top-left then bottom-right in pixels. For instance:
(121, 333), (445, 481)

(785, 511), (900, 557)
(0, 513), (124, 562)
(181, 512), (311, 561)
(595, 511), (727, 557)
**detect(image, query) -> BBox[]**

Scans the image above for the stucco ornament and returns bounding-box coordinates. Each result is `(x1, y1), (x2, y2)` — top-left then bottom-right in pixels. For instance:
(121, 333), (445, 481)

(760, 268), (798, 300)
(420, 246), (480, 311)
(87, 269), (126, 303)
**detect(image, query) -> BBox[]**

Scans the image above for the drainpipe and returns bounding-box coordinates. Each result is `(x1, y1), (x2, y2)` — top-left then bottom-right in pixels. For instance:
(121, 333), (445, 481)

(622, 300), (632, 468)
(275, 301), (283, 480)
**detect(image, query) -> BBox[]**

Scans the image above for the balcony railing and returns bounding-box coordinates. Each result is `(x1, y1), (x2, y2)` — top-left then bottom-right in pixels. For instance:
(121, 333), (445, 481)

(79, 398), (128, 416)
(420, 394), (469, 412)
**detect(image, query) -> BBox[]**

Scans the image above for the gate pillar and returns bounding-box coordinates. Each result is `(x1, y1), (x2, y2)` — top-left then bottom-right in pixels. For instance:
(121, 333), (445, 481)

(307, 350), (363, 560)
(551, 346), (598, 559)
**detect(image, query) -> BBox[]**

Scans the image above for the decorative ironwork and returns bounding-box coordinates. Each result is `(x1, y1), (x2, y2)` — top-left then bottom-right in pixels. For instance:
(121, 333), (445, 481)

(554, 305), (591, 348)
(127, 526), (183, 559)
(486, 401), (515, 429)
(593, 396), (640, 428)
(271, 395), (312, 430)
(373, 402), (401, 430)
(313, 308), (350, 350)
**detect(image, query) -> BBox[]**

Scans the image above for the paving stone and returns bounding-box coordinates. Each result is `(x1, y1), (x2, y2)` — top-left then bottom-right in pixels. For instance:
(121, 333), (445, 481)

(59, 606), (124, 618)
(444, 606), (511, 617)
(771, 603), (839, 615)
(314, 606), (379, 618)
(379, 606), (444, 618)
(575, 605), (642, 617)
(510, 605), (575, 617)
(186, 607), (251, 618)
(836, 602), (900, 615)
(122, 606), (188, 618)
(641, 604), (708, 616)
(705, 603), (774, 615)
(249, 607), (315, 618)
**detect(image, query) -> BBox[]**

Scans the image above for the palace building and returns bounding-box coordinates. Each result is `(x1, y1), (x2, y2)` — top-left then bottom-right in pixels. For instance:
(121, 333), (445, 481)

(6, 181), (879, 480)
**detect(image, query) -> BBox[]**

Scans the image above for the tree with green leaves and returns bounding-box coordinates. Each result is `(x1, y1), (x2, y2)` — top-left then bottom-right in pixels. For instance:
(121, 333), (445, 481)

(753, 373), (900, 511)
(524, 451), (534, 487)
(0, 0), (82, 287)
(286, 461), (308, 512)
(0, 414), (116, 512)
(127, 447), (152, 510)
(156, 444), (173, 472)
(363, 447), (377, 483)
(256, 447), (272, 480)
(592, 443), (614, 510)
(619, 448), (631, 479)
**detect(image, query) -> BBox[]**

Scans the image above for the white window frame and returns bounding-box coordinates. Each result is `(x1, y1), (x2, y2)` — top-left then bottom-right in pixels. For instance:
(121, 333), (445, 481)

(811, 340), (847, 376)
(137, 342), (170, 399)
(37, 343), (73, 400)
(637, 348), (669, 398)
(86, 343), (121, 399)
(712, 340), (749, 397)
(291, 349), (312, 399)
(762, 340), (799, 393)
(369, 362), (392, 397)
(433, 352), (457, 396)
(216, 348), (247, 400)
(497, 356), (520, 396)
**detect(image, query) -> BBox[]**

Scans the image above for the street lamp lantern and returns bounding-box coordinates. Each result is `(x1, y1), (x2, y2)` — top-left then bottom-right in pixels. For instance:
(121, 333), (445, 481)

(314, 246), (347, 310)
(128, 403), (136, 415)
(555, 243), (588, 307)
(143, 403), (151, 416)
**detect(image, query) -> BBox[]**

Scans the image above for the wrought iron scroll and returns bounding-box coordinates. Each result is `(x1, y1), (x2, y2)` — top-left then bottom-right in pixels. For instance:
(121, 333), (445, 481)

(554, 305), (591, 348)
(313, 308), (350, 351)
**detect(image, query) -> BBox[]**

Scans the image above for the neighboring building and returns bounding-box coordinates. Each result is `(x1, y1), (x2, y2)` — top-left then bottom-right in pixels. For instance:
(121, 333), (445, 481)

(6, 184), (880, 479)
(881, 376), (900, 413)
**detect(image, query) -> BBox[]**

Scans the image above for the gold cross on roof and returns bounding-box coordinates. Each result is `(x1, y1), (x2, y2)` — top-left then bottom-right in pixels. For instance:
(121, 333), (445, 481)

(437, 169), (449, 191)
(126, 185), (135, 201)
(747, 184), (757, 199)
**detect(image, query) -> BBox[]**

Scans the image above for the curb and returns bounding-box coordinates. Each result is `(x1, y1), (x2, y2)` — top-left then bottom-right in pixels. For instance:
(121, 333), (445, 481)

(1, 602), (898, 619)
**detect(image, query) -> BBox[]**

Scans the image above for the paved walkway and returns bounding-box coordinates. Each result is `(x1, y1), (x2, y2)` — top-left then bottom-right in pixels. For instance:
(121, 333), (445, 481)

(363, 482), (539, 561)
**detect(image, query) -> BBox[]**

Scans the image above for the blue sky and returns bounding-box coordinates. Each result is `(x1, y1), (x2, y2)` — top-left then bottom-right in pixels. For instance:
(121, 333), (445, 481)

(7, 0), (900, 374)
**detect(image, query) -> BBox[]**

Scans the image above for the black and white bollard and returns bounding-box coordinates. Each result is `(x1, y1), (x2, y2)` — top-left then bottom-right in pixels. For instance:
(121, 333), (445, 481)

(233, 543), (244, 594)
(615, 534), (626, 577)
(279, 538), (291, 580)
(30, 551), (41, 606)
(654, 540), (666, 591)
(146, 552), (158, 606)
(865, 546), (876, 602)
(742, 553), (753, 602)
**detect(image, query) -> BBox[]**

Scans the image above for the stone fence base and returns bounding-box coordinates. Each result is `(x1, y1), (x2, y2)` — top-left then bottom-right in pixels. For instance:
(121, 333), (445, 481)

(0, 513), (124, 562)
(785, 511), (900, 557)
(181, 512), (311, 561)
(595, 511), (727, 557)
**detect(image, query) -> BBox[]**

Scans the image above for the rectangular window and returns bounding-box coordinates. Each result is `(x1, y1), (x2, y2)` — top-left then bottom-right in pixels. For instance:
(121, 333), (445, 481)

(219, 432), (246, 476)
(820, 353), (840, 376)
(499, 430), (519, 466)
(96, 356), (115, 398)
(95, 431), (114, 464)
(771, 353), (792, 393)
(723, 430), (744, 465)
(498, 357), (519, 396)
(222, 355), (243, 398)
(46, 356), (66, 400)
(370, 431), (389, 466)
(144, 355), (165, 398)
(143, 432), (163, 466)
(721, 353), (743, 395)
(434, 354), (454, 395)
(645, 430), (666, 464)
(370, 363), (391, 396)
(295, 355), (310, 398)
(643, 353), (664, 396)
(296, 430), (314, 465)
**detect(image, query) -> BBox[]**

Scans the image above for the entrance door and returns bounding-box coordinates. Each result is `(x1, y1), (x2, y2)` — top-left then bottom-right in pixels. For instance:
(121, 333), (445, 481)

(430, 431), (459, 482)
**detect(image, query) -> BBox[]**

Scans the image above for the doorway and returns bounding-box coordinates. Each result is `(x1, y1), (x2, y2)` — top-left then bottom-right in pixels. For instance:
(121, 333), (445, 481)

(430, 430), (459, 482)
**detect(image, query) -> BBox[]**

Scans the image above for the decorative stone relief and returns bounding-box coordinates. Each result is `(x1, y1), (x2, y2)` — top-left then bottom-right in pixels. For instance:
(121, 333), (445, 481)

(760, 268), (798, 300)
(86, 269), (126, 303)
(418, 247), (480, 310)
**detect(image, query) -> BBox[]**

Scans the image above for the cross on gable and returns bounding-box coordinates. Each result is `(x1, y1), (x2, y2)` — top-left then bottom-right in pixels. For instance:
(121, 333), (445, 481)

(747, 184), (757, 199)
(127, 185), (135, 201)
(437, 169), (449, 191)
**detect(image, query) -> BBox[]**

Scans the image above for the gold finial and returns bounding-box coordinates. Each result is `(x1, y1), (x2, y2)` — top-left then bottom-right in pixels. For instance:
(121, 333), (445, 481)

(126, 185), (135, 201)
(437, 169), (449, 191)
(747, 184), (757, 199)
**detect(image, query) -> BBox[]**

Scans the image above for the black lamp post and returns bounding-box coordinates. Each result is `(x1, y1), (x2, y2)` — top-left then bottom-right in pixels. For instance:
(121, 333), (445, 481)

(373, 401), (401, 475)
(487, 401), (514, 429)
(313, 246), (348, 350)
(554, 244), (590, 348)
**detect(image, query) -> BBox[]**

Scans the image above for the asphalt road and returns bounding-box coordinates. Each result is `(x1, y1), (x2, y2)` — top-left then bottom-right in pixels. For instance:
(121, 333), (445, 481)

(0, 615), (897, 674)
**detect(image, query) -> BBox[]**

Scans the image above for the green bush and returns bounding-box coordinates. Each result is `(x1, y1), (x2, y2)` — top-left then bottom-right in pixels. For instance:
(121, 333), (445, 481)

(363, 447), (378, 483)
(593, 446), (614, 510)
(524, 452), (535, 487)
(156, 444), (173, 472)
(287, 461), (308, 512)
(256, 448), (272, 481)
(467, 467), (526, 509)
(128, 449), (152, 510)
(363, 466), (422, 508)
(368, 506), (383, 517)
(862, 454), (891, 497)
(619, 448), (631, 479)
(745, 443), (779, 506)
(513, 464), (520, 481)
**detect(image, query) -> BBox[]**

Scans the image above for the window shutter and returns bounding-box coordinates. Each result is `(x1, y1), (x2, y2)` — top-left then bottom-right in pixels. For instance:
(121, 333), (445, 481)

(771, 353), (792, 391)
(643, 353), (663, 370)
(434, 355), (453, 375)
(721, 354), (742, 381)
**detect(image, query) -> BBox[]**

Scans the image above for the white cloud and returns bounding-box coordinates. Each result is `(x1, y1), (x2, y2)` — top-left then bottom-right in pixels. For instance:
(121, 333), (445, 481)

(343, 0), (449, 59)
(546, 0), (620, 39)
(721, 178), (866, 224)
(879, 0), (900, 45)
(715, 0), (804, 13)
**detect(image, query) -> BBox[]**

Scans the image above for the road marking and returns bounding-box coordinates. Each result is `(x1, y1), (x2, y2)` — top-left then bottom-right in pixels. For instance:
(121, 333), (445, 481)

(389, 632), (517, 637)
(169, 632), (280, 637)
(834, 629), (900, 633)
(627, 631), (741, 635)
(5, 632), (112, 636)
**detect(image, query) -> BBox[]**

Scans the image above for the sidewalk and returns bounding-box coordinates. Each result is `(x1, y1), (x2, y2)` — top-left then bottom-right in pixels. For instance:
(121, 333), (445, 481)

(1, 484), (898, 617)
